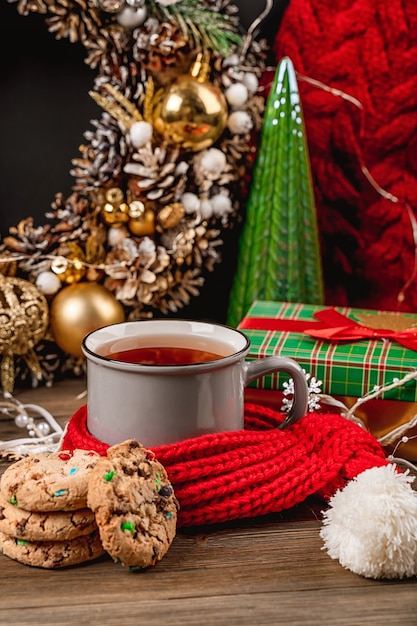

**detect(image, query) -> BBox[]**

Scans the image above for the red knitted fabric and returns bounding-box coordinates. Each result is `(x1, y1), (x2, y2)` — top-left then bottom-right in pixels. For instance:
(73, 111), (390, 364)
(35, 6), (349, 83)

(62, 403), (388, 528)
(272, 0), (417, 311)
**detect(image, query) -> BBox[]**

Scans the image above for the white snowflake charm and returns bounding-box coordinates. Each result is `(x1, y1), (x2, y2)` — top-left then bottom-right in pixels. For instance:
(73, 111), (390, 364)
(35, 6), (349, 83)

(281, 369), (323, 414)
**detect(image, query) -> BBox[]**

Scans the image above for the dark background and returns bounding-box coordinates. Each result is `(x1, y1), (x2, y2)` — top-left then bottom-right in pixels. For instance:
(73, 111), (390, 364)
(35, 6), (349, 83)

(0, 0), (289, 322)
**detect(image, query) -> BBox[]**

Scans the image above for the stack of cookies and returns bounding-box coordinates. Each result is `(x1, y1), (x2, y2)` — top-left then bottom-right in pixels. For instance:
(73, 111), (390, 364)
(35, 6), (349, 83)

(0, 440), (179, 570)
(0, 448), (104, 568)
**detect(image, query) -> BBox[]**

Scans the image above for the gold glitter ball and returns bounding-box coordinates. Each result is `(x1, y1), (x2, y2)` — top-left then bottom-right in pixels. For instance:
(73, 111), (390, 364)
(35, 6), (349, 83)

(0, 275), (49, 393)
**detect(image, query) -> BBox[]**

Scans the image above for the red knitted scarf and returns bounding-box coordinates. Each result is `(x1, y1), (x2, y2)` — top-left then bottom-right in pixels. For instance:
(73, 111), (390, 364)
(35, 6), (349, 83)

(62, 403), (388, 528)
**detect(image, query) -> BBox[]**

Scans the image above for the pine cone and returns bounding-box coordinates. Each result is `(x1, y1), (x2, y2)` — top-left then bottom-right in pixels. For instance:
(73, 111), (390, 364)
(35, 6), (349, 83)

(71, 115), (126, 192)
(125, 144), (188, 203)
(158, 268), (205, 315)
(47, 192), (96, 243)
(11, 0), (48, 15)
(160, 223), (221, 271)
(2, 218), (58, 254)
(45, 0), (101, 45)
(132, 20), (190, 85)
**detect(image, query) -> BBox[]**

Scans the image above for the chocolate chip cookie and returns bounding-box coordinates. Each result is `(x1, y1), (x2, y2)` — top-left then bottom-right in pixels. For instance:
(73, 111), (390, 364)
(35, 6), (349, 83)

(87, 439), (179, 569)
(0, 449), (100, 512)
(0, 529), (105, 569)
(0, 496), (97, 541)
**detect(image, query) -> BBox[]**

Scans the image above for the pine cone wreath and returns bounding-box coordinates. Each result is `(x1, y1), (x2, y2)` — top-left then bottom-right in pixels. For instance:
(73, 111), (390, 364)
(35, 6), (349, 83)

(0, 0), (269, 385)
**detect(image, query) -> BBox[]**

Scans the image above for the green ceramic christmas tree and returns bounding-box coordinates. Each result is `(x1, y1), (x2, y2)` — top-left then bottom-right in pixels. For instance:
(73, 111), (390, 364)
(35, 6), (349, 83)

(227, 57), (324, 328)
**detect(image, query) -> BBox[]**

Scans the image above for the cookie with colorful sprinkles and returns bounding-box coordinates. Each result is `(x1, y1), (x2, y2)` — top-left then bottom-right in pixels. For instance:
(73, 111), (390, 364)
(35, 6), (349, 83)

(0, 495), (97, 541)
(87, 439), (179, 569)
(0, 529), (105, 569)
(0, 449), (100, 512)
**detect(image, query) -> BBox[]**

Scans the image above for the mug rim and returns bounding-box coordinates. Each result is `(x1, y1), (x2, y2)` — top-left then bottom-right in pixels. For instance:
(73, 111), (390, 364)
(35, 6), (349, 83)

(81, 319), (250, 372)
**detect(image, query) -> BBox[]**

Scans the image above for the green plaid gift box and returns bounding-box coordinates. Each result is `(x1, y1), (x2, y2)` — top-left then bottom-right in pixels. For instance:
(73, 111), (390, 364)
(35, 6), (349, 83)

(238, 301), (417, 402)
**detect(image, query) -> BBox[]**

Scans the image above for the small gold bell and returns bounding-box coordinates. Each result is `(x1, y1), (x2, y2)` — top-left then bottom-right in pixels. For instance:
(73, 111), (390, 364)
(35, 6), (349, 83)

(101, 202), (130, 226)
(100, 187), (130, 227)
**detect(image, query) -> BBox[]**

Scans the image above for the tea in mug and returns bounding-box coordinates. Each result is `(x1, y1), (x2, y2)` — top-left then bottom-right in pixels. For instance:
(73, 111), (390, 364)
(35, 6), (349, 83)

(98, 333), (230, 365)
(105, 345), (223, 365)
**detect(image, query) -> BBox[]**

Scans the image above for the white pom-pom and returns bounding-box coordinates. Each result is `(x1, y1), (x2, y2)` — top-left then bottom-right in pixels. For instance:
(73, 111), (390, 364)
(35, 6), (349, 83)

(108, 225), (128, 247)
(200, 199), (214, 220)
(225, 83), (249, 107)
(242, 72), (259, 95)
(211, 194), (232, 217)
(320, 464), (417, 579)
(227, 111), (253, 135)
(116, 6), (147, 29)
(130, 121), (153, 148)
(35, 271), (61, 295)
(181, 192), (200, 214)
(195, 148), (226, 180)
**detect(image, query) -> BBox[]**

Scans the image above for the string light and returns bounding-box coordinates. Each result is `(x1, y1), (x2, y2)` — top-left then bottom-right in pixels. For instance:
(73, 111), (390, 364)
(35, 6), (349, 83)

(0, 392), (64, 458)
(387, 434), (417, 473)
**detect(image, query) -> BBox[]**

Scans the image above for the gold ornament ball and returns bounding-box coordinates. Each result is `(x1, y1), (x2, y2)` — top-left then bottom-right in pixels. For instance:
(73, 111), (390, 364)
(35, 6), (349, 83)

(50, 283), (125, 358)
(153, 77), (228, 152)
(0, 275), (49, 393)
(0, 275), (49, 356)
(128, 209), (155, 236)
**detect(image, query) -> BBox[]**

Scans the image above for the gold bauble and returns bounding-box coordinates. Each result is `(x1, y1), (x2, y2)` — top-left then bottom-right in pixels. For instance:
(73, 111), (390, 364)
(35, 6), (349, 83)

(153, 76), (228, 152)
(0, 251), (17, 277)
(0, 275), (49, 392)
(50, 283), (125, 358)
(128, 209), (156, 236)
(0, 276), (48, 355)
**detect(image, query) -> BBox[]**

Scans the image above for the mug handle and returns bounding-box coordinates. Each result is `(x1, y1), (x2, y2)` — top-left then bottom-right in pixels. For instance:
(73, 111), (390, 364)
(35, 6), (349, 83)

(244, 356), (309, 429)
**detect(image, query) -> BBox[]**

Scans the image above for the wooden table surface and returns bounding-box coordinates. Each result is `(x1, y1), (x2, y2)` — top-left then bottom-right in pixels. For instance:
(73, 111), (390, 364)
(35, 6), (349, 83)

(1, 379), (416, 626)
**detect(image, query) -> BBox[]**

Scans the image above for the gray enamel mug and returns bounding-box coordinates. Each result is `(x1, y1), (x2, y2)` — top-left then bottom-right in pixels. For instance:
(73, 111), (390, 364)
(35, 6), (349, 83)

(82, 319), (309, 447)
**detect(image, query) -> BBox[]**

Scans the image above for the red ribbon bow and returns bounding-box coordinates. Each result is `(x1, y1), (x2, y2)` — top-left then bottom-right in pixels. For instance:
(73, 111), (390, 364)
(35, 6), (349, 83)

(239, 308), (417, 352)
